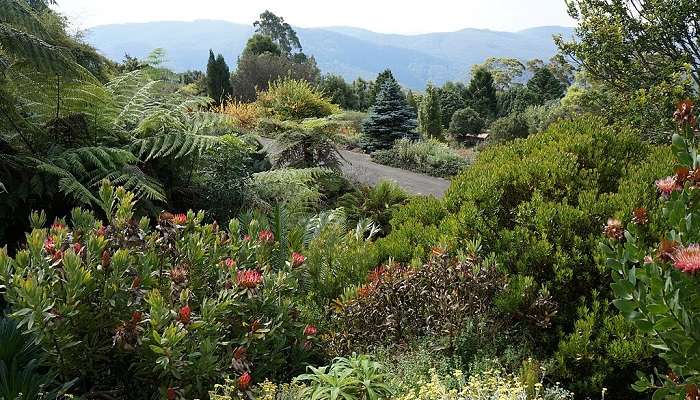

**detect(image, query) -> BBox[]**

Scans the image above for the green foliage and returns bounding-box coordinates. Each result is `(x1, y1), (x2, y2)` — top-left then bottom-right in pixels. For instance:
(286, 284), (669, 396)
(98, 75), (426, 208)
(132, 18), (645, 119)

(601, 104), (700, 398)
(352, 78), (371, 112)
(465, 67), (498, 120)
(488, 113), (529, 143)
(339, 180), (409, 234)
(243, 33), (282, 57)
(472, 57), (526, 90)
(294, 354), (392, 400)
(496, 86), (538, 117)
(448, 107), (486, 143)
(274, 126), (344, 171)
(527, 67), (565, 105)
(206, 50), (233, 104)
(257, 79), (340, 121)
(359, 80), (418, 153)
(418, 84), (443, 139)
(319, 74), (358, 110)
(439, 83), (466, 128)
(0, 183), (322, 398)
(254, 10), (302, 56)
(371, 138), (468, 178)
(367, 69), (395, 108)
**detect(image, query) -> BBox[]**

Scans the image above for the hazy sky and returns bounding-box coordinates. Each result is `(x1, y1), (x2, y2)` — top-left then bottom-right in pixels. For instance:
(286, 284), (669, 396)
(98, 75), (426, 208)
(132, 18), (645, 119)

(54, 0), (575, 34)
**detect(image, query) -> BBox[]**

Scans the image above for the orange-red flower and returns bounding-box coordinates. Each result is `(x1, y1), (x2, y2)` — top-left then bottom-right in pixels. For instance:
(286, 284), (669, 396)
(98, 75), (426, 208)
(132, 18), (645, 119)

(72, 242), (83, 254)
(304, 324), (317, 336)
(258, 230), (274, 243)
(131, 311), (142, 324)
(674, 99), (696, 127)
(44, 237), (56, 252)
(173, 213), (187, 225)
(658, 239), (680, 262)
(672, 244), (700, 273)
(236, 270), (263, 289)
(179, 305), (191, 324)
(291, 252), (306, 267)
(237, 372), (252, 391)
(603, 218), (624, 241)
(233, 346), (247, 361)
(167, 387), (177, 400)
(51, 222), (65, 231)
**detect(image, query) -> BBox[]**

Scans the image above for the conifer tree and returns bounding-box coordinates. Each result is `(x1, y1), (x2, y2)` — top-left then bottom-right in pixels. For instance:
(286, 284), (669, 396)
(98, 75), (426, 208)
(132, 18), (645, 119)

(359, 80), (418, 153)
(439, 84), (466, 128)
(206, 50), (232, 104)
(418, 84), (443, 138)
(368, 69), (396, 107)
(527, 67), (565, 104)
(466, 67), (498, 120)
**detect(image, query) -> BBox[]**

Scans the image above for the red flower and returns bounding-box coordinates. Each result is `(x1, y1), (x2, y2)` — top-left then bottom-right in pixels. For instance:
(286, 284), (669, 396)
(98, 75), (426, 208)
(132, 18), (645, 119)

(291, 252), (306, 267)
(44, 237), (55, 252)
(173, 213), (187, 225)
(131, 311), (142, 324)
(656, 176), (681, 198)
(131, 276), (141, 289)
(224, 258), (236, 269)
(52, 250), (63, 262)
(258, 230), (274, 243)
(674, 99), (696, 127)
(243, 235), (251, 242)
(73, 242), (83, 254)
(167, 387), (177, 400)
(179, 305), (191, 324)
(51, 222), (65, 231)
(96, 225), (106, 237)
(303, 324), (317, 336)
(672, 244), (700, 273)
(101, 250), (111, 267)
(237, 372), (252, 391)
(236, 270), (263, 289)
(233, 346), (247, 361)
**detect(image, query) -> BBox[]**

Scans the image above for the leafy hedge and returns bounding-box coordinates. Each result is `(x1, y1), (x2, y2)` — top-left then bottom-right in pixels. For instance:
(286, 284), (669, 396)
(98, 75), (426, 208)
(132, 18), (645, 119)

(371, 139), (468, 178)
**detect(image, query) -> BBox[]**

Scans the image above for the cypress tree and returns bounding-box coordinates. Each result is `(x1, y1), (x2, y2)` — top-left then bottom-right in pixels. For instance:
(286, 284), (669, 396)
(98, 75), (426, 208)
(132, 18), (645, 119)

(439, 85), (466, 128)
(206, 50), (232, 104)
(418, 84), (443, 138)
(360, 80), (418, 153)
(466, 67), (498, 120)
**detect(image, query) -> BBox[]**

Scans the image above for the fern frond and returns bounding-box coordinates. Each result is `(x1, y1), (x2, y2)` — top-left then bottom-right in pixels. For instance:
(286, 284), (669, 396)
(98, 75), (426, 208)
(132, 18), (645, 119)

(132, 132), (219, 161)
(0, 23), (74, 74)
(0, 0), (51, 40)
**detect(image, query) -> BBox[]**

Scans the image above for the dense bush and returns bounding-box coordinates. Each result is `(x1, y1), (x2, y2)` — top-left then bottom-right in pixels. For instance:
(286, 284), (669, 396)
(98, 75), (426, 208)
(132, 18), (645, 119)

(294, 354), (392, 399)
(378, 116), (675, 397)
(256, 79), (340, 121)
(339, 180), (409, 235)
(448, 107), (486, 143)
(220, 101), (262, 130)
(371, 138), (468, 178)
(0, 184), (323, 398)
(488, 113), (530, 143)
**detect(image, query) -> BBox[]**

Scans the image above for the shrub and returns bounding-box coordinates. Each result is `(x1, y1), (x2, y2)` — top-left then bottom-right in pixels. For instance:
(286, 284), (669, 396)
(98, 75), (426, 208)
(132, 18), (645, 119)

(371, 138), (468, 178)
(448, 107), (486, 143)
(294, 354), (392, 400)
(522, 102), (567, 134)
(339, 180), (409, 234)
(220, 100), (262, 130)
(488, 113), (529, 143)
(256, 79), (340, 121)
(0, 183), (322, 398)
(601, 100), (700, 398)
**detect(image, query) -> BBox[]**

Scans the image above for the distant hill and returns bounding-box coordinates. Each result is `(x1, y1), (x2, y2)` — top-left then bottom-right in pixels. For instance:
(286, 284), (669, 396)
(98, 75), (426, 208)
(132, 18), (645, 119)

(85, 20), (575, 89)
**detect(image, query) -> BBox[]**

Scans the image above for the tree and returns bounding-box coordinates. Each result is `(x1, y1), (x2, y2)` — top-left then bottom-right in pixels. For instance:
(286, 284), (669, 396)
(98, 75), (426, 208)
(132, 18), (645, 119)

(448, 107), (485, 144)
(318, 74), (357, 110)
(418, 84), (442, 138)
(465, 67), (498, 120)
(121, 53), (143, 72)
(359, 80), (418, 153)
(527, 67), (565, 104)
(253, 10), (302, 56)
(557, 0), (700, 90)
(206, 50), (232, 104)
(243, 34), (282, 57)
(497, 85), (538, 117)
(230, 52), (320, 102)
(439, 83), (466, 128)
(352, 78), (371, 111)
(368, 69), (396, 107)
(547, 54), (575, 87)
(473, 57), (526, 90)
(406, 89), (418, 112)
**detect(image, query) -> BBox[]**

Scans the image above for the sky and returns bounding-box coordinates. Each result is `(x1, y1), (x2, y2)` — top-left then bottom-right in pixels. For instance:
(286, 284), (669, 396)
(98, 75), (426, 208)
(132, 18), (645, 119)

(54, 0), (576, 34)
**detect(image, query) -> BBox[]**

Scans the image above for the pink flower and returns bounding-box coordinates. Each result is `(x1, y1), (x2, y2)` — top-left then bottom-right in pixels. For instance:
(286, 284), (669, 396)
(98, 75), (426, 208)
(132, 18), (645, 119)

(236, 270), (263, 289)
(243, 235), (251, 242)
(73, 242), (83, 254)
(173, 213), (187, 225)
(291, 252), (306, 267)
(304, 324), (317, 336)
(179, 305), (191, 324)
(96, 225), (106, 237)
(258, 230), (274, 243)
(224, 258), (236, 269)
(672, 244), (700, 273)
(644, 255), (654, 265)
(603, 218), (624, 241)
(656, 176), (681, 198)
(44, 237), (55, 252)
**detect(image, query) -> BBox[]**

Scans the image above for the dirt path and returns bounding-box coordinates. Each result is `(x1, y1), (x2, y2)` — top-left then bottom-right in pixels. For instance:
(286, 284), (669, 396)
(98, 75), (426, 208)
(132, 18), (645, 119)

(259, 138), (451, 197)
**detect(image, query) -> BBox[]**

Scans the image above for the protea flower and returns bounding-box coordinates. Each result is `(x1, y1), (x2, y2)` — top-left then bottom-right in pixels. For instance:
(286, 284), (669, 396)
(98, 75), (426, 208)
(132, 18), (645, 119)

(603, 218), (624, 241)
(258, 230), (274, 243)
(233, 346), (247, 361)
(238, 372), (252, 391)
(131, 311), (142, 324)
(131, 276), (141, 289)
(101, 250), (111, 268)
(72, 242), (83, 254)
(291, 252), (306, 267)
(44, 237), (55, 252)
(672, 244), (700, 273)
(170, 266), (187, 284)
(167, 387), (177, 400)
(96, 225), (106, 237)
(243, 235), (251, 242)
(173, 213), (187, 225)
(51, 222), (65, 231)
(674, 100), (696, 127)
(632, 207), (649, 225)
(656, 176), (681, 198)
(658, 239), (680, 262)
(224, 258), (236, 269)
(303, 324), (317, 336)
(179, 305), (191, 324)
(236, 270), (263, 289)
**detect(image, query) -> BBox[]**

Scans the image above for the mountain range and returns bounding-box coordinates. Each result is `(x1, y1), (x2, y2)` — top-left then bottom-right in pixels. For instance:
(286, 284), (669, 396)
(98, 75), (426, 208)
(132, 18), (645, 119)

(85, 20), (575, 89)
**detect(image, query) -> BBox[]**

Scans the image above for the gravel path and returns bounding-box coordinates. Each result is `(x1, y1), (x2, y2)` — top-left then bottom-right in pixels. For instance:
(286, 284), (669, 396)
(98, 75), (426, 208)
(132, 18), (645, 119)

(259, 138), (450, 198)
